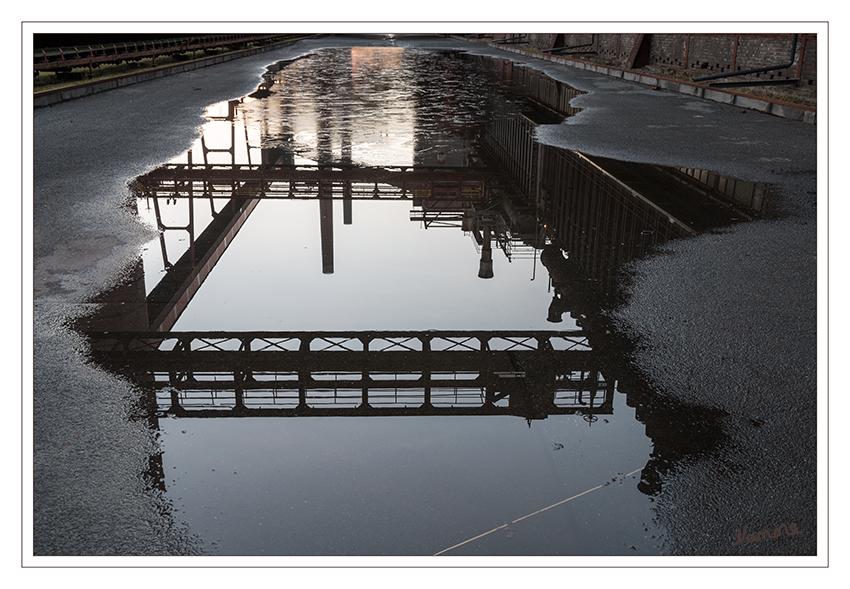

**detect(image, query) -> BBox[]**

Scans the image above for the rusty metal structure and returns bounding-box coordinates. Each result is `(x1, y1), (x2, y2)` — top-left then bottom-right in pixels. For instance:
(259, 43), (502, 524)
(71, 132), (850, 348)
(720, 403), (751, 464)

(136, 163), (491, 202)
(487, 33), (817, 90)
(34, 34), (294, 74)
(87, 329), (610, 422)
(475, 104), (770, 297)
(80, 50), (768, 433)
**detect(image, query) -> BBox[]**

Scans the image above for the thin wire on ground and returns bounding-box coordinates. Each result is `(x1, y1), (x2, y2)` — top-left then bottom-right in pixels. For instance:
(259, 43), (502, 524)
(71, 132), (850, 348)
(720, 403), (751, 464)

(433, 466), (644, 556)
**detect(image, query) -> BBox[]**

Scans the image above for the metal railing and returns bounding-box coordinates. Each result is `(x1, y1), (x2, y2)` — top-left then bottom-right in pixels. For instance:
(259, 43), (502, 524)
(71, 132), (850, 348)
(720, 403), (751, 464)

(34, 34), (293, 72)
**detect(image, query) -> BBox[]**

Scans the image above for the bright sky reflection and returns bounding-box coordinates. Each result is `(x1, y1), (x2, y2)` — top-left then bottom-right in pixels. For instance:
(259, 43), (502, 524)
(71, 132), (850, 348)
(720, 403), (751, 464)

(136, 46), (574, 331)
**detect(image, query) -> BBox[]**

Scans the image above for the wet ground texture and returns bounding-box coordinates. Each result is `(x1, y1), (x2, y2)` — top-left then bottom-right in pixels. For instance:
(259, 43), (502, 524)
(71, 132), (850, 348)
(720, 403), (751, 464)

(32, 35), (817, 557)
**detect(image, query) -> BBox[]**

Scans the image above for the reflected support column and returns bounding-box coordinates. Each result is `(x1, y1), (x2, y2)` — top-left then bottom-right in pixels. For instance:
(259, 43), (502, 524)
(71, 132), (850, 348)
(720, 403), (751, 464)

(319, 180), (334, 274)
(343, 182), (353, 225)
(342, 124), (353, 225)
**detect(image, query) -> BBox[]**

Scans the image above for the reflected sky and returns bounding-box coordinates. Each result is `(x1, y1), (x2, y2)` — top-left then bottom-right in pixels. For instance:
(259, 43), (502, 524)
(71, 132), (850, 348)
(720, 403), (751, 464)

(135, 46), (569, 331)
(168, 199), (558, 331)
(116, 46), (672, 556)
(161, 391), (658, 556)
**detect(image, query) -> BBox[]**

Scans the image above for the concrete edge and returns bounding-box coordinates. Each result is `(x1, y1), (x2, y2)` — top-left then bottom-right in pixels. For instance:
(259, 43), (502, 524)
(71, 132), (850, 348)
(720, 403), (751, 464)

(33, 36), (321, 109)
(483, 42), (816, 125)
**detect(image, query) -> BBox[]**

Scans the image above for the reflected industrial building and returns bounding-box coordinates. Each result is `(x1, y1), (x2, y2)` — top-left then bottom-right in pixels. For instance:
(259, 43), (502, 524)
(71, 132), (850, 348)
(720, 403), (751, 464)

(78, 48), (770, 496)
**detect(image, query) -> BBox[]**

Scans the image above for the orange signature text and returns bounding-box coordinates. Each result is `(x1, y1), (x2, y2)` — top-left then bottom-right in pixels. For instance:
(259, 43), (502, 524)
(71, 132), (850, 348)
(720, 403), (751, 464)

(733, 522), (803, 546)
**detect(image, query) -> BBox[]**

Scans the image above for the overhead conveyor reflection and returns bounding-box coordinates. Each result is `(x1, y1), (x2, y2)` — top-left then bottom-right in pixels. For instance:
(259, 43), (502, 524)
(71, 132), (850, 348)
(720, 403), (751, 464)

(89, 64), (771, 421)
(75, 48), (763, 501)
(88, 330), (611, 423)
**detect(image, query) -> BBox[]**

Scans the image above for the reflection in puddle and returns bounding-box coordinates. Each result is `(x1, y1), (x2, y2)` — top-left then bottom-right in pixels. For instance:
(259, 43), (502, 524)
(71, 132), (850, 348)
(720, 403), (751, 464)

(78, 47), (771, 555)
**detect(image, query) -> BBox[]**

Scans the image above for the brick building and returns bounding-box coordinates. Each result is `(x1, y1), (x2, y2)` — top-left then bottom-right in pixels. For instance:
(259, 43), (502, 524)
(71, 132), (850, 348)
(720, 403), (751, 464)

(508, 33), (816, 104)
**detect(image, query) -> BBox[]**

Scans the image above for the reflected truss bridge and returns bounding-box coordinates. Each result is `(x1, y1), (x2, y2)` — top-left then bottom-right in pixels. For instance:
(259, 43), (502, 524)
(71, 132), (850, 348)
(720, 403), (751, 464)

(87, 329), (613, 422)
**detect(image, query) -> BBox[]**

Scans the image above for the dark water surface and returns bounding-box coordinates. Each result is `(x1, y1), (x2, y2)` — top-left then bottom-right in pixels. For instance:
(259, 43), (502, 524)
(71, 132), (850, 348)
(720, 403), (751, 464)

(78, 46), (771, 556)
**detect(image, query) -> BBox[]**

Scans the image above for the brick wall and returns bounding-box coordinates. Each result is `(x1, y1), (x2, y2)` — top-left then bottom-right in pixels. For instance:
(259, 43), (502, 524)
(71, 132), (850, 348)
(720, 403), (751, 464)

(528, 33), (556, 48)
(687, 34), (815, 86)
(650, 34), (688, 67)
(687, 35), (737, 72)
(523, 33), (816, 88)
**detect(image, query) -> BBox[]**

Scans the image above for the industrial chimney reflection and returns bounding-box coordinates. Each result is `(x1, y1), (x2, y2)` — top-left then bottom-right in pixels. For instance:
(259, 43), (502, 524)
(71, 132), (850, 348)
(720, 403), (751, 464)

(77, 51), (772, 498)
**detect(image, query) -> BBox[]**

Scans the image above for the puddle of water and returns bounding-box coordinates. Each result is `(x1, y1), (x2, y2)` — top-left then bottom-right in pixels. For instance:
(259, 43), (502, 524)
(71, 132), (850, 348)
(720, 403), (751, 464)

(159, 391), (659, 556)
(165, 199), (557, 332)
(78, 47), (769, 556)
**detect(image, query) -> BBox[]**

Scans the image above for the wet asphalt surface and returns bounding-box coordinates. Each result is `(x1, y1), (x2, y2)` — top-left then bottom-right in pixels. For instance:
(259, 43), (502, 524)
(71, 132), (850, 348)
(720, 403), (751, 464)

(529, 48), (818, 556)
(31, 35), (818, 556)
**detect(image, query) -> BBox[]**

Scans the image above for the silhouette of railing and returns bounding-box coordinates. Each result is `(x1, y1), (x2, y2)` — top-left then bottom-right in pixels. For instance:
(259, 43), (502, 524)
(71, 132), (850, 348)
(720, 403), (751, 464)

(135, 164), (492, 201)
(87, 330), (612, 420)
(34, 34), (293, 72)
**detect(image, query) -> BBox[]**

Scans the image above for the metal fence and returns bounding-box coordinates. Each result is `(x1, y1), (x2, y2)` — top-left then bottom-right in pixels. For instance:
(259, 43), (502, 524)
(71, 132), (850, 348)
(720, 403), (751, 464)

(538, 147), (696, 292)
(34, 34), (292, 72)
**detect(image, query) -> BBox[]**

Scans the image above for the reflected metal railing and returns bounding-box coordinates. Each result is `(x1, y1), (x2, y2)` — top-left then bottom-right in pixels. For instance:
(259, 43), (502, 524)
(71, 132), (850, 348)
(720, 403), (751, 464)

(76, 47), (738, 495)
(135, 164), (491, 202)
(87, 329), (611, 421)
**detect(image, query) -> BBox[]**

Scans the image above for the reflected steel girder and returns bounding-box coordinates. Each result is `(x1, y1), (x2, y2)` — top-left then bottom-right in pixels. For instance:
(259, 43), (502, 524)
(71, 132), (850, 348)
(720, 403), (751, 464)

(89, 330), (593, 372)
(159, 374), (600, 392)
(136, 164), (492, 199)
(141, 163), (490, 182)
(152, 404), (611, 419)
(146, 194), (260, 332)
(96, 348), (593, 373)
(89, 329), (588, 351)
(87, 331), (610, 421)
